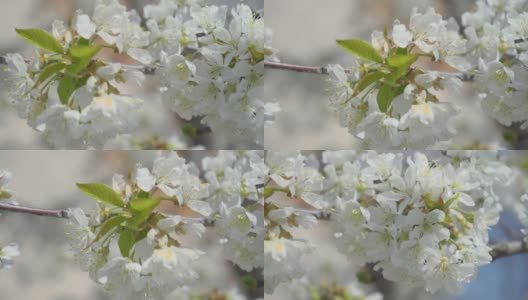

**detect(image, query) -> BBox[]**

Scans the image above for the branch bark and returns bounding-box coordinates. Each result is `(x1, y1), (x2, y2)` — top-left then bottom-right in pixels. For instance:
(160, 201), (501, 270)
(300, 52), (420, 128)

(0, 203), (68, 219)
(265, 60), (473, 81)
(264, 61), (332, 75)
(0, 202), (208, 224)
(2, 203), (527, 260)
(490, 240), (528, 261)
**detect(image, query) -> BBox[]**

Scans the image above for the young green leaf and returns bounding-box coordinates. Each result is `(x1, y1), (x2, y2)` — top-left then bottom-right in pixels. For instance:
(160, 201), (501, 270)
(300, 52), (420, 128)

(336, 39), (383, 64)
(241, 275), (258, 289)
(57, 75), (77, 105)
(127, 198), (161, 227)
(129, 198), (161, 213)
(15, 28), (64, 54)
(386, 54), (418, 69)
(85, 215), (127, 249)
(118, 228), (136, 257)
(31, 62), (66, 89)
(68, 45), (102, 62)
(65, 59), (91, 75)
(353, 71), (384, 97)
(76, 183), (125, 208)
(77, 38), (90, 47)
(385, 67), (408, 84)
(384, 54), (418, 84)
(377, 84), (395, 113)
(395, 47), (408, 55)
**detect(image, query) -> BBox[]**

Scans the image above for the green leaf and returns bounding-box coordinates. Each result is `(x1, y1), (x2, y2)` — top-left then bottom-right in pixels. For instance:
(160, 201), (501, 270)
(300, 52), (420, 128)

(129, 198), (161, 213)
(0, 190), (12, 199)
(68, 45), (102, 62)
(384, 55), (418, 84)
(31, 62), (66, 89)
(336, 39), (383, 64)
(77, 38), (90, 47)
(181, 124), (197, 138)
(76, 183), (125, 208)
(356, 271), (372, 284)
(118, 228), (136, 257)
(385, 68), (408, 84)
(137, 190), (150, 199)
(15, 28), (64, 54)
(241, 275), (258, 289)
(127, 199), (161, 228)
(85, 215), (127, 249)
(386, 54), (418, 69)
(377, 84), (396, 113)
(58, 75), (77, 104)
(65, 59), (91, 75)
(395, 47), (408, 55)
(263, 187), (274, 199)
(353, 71), (384, 97)
(128, 211), (153, 227)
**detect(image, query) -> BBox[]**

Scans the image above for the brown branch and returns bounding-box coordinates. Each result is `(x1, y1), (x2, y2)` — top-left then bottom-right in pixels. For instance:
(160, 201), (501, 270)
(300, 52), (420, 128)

(264, 61), (332, 75)
(2, 203), (527, 260)
(0, 203), (208, 224)
(490, 240), (528, 261)
(0, 203), (68, 219)
(265, 60), (474, 82)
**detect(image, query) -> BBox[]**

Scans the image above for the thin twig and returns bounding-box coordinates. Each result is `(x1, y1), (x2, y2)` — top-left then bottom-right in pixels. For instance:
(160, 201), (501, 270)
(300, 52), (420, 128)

(265, 60), (474, 81)
(490, 240), (528, 261)
(0, 203), (207, 224)
(265, 61), (331, 75)
(0, 203), (68, 219)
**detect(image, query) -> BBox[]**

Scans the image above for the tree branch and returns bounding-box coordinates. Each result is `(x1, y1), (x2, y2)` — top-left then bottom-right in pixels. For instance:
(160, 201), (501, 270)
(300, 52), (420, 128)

(0, 202), (207, 224)
(265, 60), (474, 81)
(264, 61), (332, 75)
(490, 240), (528, 261)
(0, 203), (69, 218)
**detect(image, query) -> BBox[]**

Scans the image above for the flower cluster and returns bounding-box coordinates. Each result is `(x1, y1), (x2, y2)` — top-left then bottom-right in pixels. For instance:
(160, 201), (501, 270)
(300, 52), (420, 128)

(464, 0), (528, 129)
(66, 151), (264, 300)
(320, 1), (528, 149)
(263, 151), (514, 295)
(264, 151), (321, 294)
(330, 151), (512, 293)
(150, 2), (272, 147)
(0, 169), (19, 271)
(2, 0), (271, 149)
(325, 7), (466, 149)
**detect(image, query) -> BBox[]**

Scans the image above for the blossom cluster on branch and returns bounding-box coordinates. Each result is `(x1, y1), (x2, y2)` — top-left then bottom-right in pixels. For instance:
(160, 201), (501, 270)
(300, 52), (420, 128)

(263, 150), (525, 295)
(267, 0), (528, 149)
(63, 151), (264, 299)
(1, 0), (275, 149)
(2, 151), (528, 298)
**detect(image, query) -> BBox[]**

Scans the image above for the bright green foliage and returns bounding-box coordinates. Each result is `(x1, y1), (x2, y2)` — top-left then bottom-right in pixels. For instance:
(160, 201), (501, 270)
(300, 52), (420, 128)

(15, 28), (64, 54)
(377, 84), (395, 113)
(118, 228), (137, 257)
(76, 183), (126, 208)
(353, 71), (384, 97)
(336, 39), (384, 64)
(127, 198), (161, 226)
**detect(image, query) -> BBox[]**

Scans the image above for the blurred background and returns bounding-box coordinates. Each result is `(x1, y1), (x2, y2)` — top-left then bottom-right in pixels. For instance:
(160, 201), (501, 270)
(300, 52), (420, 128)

(0, 0), (264, 150)
(0, 151), (261, 299)
(264, 0), (522, 150)
(264, 150), (528, 300)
